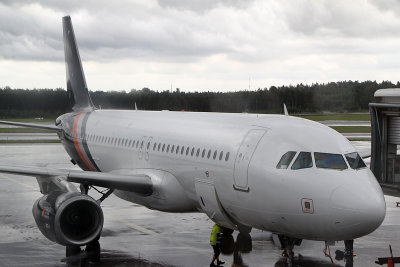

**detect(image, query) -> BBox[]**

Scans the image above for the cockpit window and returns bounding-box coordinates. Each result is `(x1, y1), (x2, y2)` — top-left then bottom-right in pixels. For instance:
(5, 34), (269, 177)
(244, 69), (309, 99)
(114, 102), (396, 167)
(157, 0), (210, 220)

(314, 152), (348, 170)
(291, 152), (313, 170)
(276, 151), (297, 169)
(345, 152), (366, 169)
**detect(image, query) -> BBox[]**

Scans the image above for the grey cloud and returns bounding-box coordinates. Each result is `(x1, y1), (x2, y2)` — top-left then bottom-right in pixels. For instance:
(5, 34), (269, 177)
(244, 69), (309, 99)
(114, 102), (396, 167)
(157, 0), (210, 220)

(2, 0), (400, 67)
(0, 0), (241, 62)
(157, 0), (254, 13)
(278, 0), (400, 38)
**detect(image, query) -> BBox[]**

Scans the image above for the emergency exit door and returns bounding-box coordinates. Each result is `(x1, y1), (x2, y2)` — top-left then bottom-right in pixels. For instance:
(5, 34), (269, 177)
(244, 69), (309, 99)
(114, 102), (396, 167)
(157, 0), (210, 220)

(233, 129), (266, 191)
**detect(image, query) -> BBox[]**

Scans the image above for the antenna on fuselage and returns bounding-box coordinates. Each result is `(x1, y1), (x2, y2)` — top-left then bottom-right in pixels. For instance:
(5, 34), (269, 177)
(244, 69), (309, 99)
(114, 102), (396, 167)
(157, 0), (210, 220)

(283, 103), (289, 116)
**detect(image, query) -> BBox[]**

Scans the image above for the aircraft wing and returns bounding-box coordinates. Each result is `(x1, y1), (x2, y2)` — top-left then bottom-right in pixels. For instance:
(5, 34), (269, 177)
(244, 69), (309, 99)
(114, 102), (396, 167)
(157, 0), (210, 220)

(0, 165), (152, 194)
(0, 121), (59, 131)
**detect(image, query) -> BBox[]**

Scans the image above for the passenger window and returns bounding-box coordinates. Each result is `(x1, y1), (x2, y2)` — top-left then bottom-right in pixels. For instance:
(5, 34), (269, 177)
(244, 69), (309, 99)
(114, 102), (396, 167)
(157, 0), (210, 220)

(219, 151), (223, 160)
(186, 147), (190, 155)
(276, 151), (297, 169)
(191, 147), (195, 156)
(225, 152), (230, 161)
(196, 148), (200, 157)
(171, 145), (175, 153)
(176, 146), (180, 154)
(162, 144), (165, 152)
(345, 152), (366, 169)
(181, 146), (185, 154)
(147, 142), (150, 150)
(202, 149), (206, 158)
(167, 145), (170, 152)
(136, 141), (139, 149)
(131, 140), (135, 147)
(158, 143), (161, 151)
(207, 150), (211, 159)
(213, 150), (217, 160)
(291, 152), (313, 170)
(315, 152), (347, 170)
(153, 143), (157, 150)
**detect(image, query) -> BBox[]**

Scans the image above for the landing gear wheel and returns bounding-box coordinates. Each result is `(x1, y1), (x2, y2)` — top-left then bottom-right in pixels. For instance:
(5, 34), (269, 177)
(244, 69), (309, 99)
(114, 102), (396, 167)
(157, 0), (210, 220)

(86, 240), (100, 263)
(278, 235), (302, 267)
(221, 226), (234, 235)
(237, 225), (252, 235)
(236, 233), (252, 253)
(66, 245), (81, 257)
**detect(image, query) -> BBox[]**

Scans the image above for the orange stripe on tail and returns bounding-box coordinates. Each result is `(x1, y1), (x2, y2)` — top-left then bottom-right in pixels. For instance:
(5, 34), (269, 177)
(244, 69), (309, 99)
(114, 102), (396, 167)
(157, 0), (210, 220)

(73, 112), (96, 171)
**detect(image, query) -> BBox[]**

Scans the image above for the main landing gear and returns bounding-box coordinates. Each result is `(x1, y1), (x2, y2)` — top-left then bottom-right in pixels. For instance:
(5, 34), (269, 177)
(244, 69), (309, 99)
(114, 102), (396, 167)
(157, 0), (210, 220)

(64, 184), (113, 266)
(65, 240), (100, 266)
(278, 235), (302, 267)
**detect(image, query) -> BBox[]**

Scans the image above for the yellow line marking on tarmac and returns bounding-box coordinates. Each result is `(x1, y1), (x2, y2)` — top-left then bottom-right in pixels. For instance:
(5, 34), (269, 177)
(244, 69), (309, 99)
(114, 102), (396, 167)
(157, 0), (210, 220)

(0, 173), (38, 191)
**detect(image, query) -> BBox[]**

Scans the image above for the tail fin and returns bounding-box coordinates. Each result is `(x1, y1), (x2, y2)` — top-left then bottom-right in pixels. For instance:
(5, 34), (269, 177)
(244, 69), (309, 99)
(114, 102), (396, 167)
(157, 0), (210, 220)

(62, 16), (94, 111)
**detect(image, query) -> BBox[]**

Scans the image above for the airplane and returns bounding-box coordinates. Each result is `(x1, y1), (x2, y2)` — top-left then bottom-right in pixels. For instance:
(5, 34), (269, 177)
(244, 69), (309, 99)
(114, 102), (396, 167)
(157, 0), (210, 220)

(0, 16), (386, 265)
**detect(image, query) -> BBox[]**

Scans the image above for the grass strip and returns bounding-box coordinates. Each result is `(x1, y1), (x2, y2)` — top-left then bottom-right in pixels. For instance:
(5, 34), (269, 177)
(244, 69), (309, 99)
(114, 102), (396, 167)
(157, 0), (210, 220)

(330, 126), (371, 133)
(0, 128), (54, 133)
(0, 118), (55, 123)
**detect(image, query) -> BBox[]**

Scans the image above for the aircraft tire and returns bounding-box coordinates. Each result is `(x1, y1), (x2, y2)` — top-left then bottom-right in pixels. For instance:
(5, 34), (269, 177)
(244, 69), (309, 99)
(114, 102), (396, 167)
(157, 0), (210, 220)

(66, 245), (81, 257)
(221, 226), (234, 235)
(86, 240), (100, 263)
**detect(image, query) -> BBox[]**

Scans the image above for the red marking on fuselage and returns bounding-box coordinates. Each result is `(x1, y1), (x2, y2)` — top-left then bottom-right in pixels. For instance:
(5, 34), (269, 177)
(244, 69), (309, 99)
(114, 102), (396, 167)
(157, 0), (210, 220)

(73, 112), (95, 171)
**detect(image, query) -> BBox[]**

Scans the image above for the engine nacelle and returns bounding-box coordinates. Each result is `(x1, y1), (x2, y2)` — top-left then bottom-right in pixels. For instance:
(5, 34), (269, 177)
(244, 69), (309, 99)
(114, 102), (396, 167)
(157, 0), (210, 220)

(32, 191), (103, 246)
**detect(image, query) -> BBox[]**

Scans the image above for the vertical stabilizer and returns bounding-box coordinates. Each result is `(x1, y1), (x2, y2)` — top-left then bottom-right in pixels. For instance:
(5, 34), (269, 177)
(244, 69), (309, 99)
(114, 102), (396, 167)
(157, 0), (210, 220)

(283, 103), (289, 116)
(63, 16), (94, 111)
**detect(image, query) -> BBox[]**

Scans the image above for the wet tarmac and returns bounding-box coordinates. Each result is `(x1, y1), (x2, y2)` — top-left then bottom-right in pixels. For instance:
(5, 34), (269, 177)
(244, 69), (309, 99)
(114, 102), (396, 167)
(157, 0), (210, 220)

(0, 143), (399, 267)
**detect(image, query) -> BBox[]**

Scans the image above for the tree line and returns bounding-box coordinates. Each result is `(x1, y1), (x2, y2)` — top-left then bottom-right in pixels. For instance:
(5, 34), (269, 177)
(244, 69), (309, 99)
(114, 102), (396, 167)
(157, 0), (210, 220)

(0, 80), (399, 118)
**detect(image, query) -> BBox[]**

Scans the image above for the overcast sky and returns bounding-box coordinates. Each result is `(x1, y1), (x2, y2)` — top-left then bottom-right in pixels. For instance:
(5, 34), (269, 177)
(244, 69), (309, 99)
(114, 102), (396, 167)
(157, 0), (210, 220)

(1, 0), (400, 92)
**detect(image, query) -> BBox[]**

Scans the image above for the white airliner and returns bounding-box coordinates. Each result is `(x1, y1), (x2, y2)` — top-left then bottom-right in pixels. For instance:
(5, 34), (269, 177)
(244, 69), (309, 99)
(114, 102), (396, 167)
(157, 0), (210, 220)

(0, 16), (386, 262)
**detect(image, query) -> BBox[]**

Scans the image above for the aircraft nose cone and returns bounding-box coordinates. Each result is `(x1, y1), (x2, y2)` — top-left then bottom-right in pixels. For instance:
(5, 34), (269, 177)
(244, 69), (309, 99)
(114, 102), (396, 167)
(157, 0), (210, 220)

(329, 184), (386, 239)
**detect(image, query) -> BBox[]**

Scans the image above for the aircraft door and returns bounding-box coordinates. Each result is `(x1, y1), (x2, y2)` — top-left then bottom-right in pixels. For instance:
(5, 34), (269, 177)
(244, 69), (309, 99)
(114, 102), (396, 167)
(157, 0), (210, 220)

(234, 129), (266, 191)
(138, 136), (146, 160)
(145, 137), (153, 161)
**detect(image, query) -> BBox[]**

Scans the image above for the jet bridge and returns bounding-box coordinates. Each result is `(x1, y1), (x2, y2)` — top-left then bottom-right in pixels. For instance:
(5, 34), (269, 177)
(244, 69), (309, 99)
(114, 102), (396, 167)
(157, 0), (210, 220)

(370, 88), (400, 196)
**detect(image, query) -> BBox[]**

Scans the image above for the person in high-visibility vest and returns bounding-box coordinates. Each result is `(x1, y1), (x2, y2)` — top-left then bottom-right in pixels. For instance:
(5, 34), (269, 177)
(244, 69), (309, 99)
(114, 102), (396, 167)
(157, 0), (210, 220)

(210, 224), (225, 266)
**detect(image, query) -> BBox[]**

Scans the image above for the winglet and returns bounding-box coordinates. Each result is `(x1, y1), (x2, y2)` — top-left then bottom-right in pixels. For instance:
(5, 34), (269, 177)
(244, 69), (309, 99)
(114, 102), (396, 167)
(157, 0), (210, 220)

(283, 104), (289, 116)
(63, 16), (94, 111)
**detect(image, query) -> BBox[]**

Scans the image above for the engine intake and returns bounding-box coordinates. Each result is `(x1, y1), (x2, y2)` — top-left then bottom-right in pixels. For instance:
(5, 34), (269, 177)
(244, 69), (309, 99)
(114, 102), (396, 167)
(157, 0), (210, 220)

(32, 192), (103, 246)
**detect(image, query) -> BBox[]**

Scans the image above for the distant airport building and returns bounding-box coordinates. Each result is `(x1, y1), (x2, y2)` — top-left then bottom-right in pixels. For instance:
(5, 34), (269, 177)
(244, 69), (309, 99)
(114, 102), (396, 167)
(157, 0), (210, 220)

(370, 89), (400, 194)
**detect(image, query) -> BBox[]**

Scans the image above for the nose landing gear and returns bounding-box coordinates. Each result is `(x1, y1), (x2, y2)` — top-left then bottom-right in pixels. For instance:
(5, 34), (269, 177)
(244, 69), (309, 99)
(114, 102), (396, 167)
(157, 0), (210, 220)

(334, 239), (355, 267)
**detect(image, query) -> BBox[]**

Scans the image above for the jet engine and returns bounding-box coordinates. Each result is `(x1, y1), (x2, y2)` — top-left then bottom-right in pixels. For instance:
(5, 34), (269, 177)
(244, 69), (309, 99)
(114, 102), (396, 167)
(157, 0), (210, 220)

(32, 191), (103, 246)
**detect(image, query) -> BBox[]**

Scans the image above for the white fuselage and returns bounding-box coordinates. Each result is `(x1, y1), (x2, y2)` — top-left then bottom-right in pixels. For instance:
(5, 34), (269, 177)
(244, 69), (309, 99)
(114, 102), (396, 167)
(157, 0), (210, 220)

(59, 110), (386, 242)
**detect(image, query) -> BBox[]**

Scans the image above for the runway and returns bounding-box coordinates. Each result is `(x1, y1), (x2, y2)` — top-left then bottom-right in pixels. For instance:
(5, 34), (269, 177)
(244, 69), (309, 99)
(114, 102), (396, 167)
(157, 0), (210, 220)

(0, 144), (399, 267)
